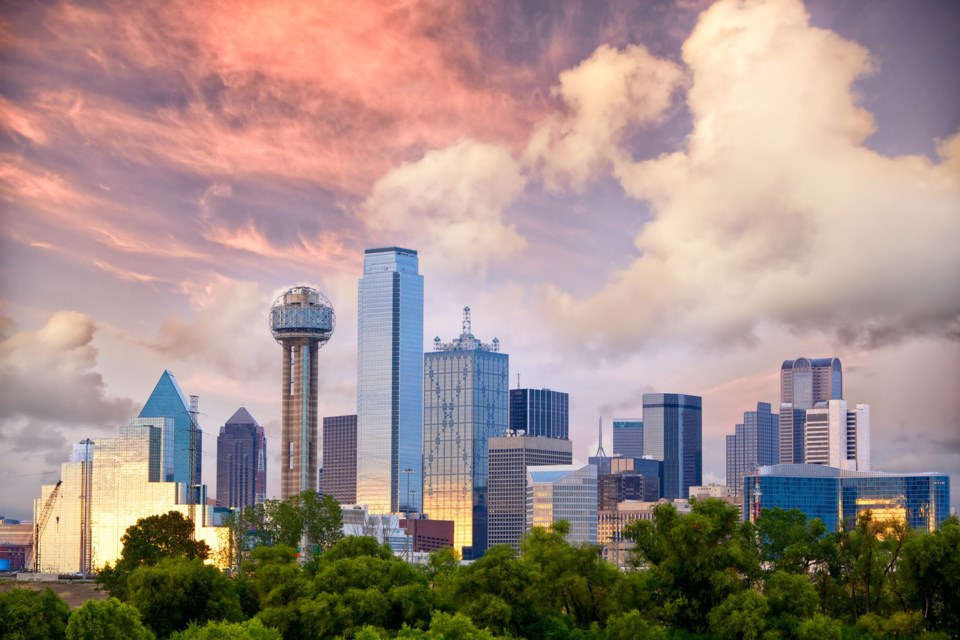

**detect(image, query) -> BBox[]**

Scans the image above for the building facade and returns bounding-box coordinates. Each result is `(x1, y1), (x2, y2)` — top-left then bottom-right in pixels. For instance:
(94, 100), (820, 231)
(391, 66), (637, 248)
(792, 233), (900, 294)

(779, 358), (842, 464)
(643, 393), (702, 500)
(321, 414), (358, 504)
(802, 400), (870, 471)
(509, 388), (569, 439)
(488, 435), (573, 550)
(423, 307), (508, 559)
(357, 247), (424, 513)
(527, 464), (598, 545)
(216, 407), (266, 509)
(138, 370), (201, 493)
(612, 419), (644, 458)
(744, 464), (950, 533)
(725, 402), (779, 497)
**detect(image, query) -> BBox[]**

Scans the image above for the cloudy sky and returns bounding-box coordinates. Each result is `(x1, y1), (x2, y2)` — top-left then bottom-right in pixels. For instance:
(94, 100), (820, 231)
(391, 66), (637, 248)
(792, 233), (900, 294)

(1, 0), (958, 520)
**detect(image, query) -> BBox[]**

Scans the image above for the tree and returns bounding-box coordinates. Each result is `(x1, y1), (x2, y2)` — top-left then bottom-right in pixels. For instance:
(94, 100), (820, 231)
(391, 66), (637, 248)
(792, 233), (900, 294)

(0, 587), (70, 640)
(898, 515), (960, 634)
(756, 508), (828, 574)
(254, 490), (343, 555)
(98, 511), (209, 599)
(126, 558), (243, 638)
(168, 619), (280, 640)
(707, 589), (769, 640)
(66, 598), (154, 640)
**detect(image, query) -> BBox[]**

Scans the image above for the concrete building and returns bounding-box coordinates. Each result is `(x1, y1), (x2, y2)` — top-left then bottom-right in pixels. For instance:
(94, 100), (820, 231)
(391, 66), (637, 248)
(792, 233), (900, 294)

(509, 388), (569, 439)
(488, 434), (572, 550)
(357, 247), (424, 514)
(803, 400), (870, 471)
(321, 415), (357, 504)
(216, 407), (266, 509)
(527, 464), (598, 545)
(423, 307), (508, 559)
(270, 287), (335, 499)
(643, 394), (702, 500)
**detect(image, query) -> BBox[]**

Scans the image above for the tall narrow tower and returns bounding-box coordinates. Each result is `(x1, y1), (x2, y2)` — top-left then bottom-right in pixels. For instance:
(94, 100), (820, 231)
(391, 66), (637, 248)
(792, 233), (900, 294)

(270, 286), (335, 499)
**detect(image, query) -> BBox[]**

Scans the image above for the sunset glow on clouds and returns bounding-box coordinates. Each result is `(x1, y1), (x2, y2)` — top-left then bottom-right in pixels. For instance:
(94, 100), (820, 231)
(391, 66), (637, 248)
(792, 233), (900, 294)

(1, 0), (958, 518)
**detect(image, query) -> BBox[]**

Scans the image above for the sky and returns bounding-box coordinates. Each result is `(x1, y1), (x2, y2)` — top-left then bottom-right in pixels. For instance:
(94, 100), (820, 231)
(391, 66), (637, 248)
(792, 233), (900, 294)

(1, 0), (958, 521)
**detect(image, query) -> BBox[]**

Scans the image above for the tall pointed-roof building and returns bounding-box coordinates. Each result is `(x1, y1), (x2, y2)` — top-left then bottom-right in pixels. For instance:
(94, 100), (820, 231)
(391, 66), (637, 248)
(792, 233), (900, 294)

(138, 370), (201, 497)
(216, 407), (266, 509)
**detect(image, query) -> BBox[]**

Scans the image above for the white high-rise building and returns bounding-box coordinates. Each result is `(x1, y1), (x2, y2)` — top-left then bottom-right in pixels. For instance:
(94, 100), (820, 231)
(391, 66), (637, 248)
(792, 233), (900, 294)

(803, 400), (870, 471)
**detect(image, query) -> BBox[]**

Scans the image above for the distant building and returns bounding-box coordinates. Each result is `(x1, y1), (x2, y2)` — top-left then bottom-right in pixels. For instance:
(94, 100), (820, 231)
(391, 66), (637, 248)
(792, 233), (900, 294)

(643, 394), (702, 500)
(0, 518), (33, 572)
(357, 247), (424, 514)
(527, 464), (598, 545)
(509, 388), (569, 439)
(488, 435), (572, 550)
(423, 307), (508, 560)
(803, 400), (870, 471)
(216, 407), (266, 509)
(321, 415), (357, 504)
(745, 464), (950, 532)
(612, 419), (644, 458)
(779, 358), (842, 464)
(399, 516), (455, 553)
(598, 472), (659, 509)
(725, 402), (779, 497)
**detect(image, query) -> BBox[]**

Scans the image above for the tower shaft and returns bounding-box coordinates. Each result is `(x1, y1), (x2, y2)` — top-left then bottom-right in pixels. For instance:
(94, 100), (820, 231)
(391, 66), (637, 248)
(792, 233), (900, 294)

(280, 338), (319, 499)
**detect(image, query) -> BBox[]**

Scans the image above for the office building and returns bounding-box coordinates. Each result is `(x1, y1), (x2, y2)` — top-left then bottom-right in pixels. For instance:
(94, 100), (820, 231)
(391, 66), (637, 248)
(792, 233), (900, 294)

(643, 393), (702, 500)
(509, 388), (569, 439)
(803, 400), (870, 471)
(399, 516), (455, 552)
(321, 414), (357, 504)
(745, 464), (950, 533)
(527, 464), (598, 545)
(424, 307), (508, 559)
(779, 358), (842, 464)
(138, 370), (201, 493)
(357, 247), (424, 513)
(216, 407), (266, 509)
(270, 286), (335, 499)
(612, 419), (643, 458)
(598, 472), (658, 509)
(488, 434), (573, 550)
(725, 402), (779, 496)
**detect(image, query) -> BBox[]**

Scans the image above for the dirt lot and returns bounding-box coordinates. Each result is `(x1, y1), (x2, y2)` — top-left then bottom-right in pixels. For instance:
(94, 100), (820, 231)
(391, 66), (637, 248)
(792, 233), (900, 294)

(0, 578), (108, 609)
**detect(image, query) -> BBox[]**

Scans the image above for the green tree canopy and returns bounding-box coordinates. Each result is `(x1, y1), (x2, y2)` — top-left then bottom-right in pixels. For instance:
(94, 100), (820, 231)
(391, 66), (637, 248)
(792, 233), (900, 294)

(168, 619), (280, 640)
(66, 598), (155, 640)
(0, 587), (70, 640)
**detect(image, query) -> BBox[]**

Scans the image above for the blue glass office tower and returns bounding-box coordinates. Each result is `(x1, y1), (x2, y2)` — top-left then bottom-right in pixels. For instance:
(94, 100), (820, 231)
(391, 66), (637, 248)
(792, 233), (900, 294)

(424, 307), (508, 559)
(138, 370), (200, 497)
(642, 393), (702, 500)
(725, 402), (779, 496)
(612, 420), (644, 458)
(745, 464), (950, 533)
(357, 247), (424, 513)
(509, 388), (568, 439)
(780, 357), (842, 464)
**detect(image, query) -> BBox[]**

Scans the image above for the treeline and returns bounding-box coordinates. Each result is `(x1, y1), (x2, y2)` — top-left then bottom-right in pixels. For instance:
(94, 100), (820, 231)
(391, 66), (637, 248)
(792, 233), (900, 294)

(1, 497), (957, 640)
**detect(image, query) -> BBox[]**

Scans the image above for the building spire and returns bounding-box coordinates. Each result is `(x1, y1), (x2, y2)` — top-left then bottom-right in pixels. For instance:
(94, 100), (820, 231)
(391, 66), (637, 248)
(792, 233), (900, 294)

(462, 306), (472, 336)
(594, 416), (607, 458)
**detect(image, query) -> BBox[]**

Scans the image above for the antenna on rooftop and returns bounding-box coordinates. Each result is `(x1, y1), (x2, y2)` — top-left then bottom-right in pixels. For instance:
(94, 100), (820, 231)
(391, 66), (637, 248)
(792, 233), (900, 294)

(462, 306), (472, 335)
(594, 416), (607, 458)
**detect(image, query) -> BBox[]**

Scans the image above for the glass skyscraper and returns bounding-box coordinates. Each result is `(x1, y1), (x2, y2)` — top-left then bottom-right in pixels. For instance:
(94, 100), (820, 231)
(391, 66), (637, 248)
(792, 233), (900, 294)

(725, 402), (779, 496)
(779, 357), (842, 464)
(321, 414), (357, 504)
(612, 419), (644, 458)
(744, 464), (950, 533)
(643, 393), (702, 500)
(509, 388), (569, 439)
(423, 307), (508, 559)
(138, 370), (201, 499)
(527, 464), (598, 545)
(216, 407), (266, 509)
(357, 247), (424, 513)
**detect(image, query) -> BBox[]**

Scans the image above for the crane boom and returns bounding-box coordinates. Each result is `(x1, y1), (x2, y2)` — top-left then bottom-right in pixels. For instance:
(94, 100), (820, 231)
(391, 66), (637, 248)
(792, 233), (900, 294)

(34, 480), (62, 572)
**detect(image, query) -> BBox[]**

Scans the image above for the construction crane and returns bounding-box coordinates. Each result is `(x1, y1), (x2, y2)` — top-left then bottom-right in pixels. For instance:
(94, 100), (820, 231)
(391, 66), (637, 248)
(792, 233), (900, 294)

(34, 480), (62, 573)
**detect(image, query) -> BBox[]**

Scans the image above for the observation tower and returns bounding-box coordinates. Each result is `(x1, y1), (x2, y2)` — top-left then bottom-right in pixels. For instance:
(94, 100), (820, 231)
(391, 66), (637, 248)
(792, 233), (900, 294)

(270, 286), (335, 499)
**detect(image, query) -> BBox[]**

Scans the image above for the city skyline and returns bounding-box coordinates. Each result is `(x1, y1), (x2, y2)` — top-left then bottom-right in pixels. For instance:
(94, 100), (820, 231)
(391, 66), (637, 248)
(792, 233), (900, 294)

(1, 0), (958, 520)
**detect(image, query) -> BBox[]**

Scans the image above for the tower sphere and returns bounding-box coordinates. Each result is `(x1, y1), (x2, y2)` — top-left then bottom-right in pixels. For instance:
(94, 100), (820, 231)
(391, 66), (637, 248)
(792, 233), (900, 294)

(269, 286), (335, 346)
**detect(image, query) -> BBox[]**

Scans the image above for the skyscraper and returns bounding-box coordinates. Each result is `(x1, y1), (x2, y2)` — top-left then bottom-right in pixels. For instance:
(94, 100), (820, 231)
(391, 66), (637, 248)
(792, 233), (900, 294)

(269, 286), (336, 499)
(779, 357), (842, 464)
(216, 407), (266, 509)
(612, 419), (644, 458)
(725, 402), (779, 496)
(803, 400), (870, 471)
(509, 388), (569, 439)
(527, 464), (598, 545)
(138, 370), (200, 491)
(424, 307), (508, 559)
(321, 414), (357, 504)
(357, 247), (424, 513)
(642, 393), (702, 500)
(488, 434), (572, 550)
